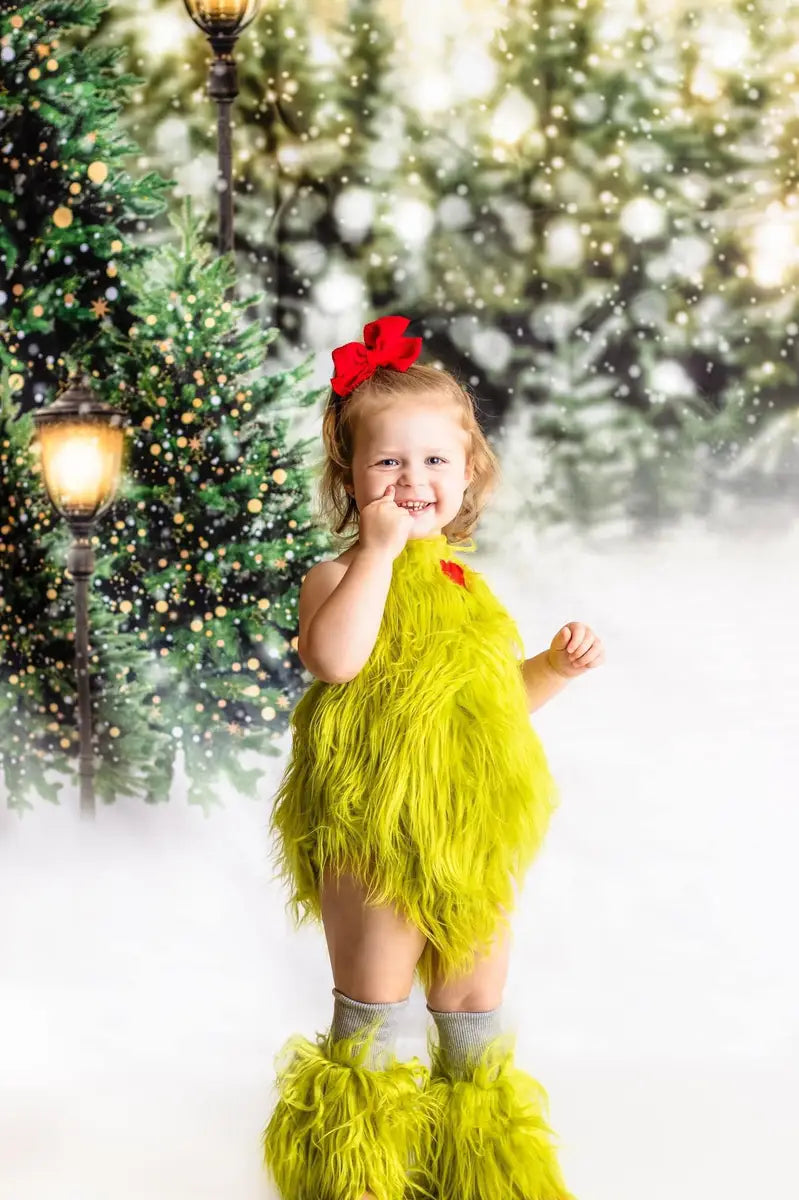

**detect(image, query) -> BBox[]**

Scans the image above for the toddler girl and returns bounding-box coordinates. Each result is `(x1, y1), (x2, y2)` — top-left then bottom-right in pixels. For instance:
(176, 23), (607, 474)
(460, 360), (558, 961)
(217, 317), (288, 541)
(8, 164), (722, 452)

(262, 315), (604, 1200)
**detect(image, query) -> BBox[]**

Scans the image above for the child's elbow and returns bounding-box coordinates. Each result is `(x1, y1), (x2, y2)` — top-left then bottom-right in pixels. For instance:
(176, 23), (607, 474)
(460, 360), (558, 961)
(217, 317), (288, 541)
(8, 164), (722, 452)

(298, 635), (355, 685)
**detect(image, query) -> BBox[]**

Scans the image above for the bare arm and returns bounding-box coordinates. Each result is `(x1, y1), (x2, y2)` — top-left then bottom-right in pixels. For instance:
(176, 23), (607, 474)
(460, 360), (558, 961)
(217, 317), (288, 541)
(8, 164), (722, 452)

(300, 546), (396, 684)
(520, 650), (571, 713)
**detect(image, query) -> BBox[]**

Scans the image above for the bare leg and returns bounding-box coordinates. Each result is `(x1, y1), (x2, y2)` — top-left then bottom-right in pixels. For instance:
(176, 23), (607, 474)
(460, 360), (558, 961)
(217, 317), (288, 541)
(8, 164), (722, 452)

(320, 863), (427, 1002)
(320, 865), (427, 1200)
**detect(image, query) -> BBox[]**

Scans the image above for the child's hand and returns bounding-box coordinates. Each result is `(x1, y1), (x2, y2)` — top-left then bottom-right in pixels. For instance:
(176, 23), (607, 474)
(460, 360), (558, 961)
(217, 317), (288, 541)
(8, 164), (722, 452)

(547, 622), (605, 679)
(358, 484), (415, 560)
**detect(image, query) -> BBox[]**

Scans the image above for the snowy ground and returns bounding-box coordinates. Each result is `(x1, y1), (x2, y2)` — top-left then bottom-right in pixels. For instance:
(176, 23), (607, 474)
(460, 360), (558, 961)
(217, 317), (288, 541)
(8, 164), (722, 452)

(1, 508), (797, 1200)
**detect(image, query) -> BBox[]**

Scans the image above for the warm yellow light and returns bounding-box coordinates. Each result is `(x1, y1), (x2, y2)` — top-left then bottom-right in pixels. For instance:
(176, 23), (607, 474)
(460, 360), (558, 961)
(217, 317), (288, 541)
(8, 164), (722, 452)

(36, 421), (125, 521)
(491, 88), (537, 145)
(750, 203), (799, 288)
(701, 22), (749, 72)
(690, 63), (721, 101)
(183, 0), (259, 32)
(194, 0), (246, 17)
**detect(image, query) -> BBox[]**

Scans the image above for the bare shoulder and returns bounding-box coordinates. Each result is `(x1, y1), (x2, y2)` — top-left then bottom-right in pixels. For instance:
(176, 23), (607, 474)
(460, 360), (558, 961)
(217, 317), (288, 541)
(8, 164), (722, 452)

(302, 543), (358, 579)
(299, 547), (357, 628)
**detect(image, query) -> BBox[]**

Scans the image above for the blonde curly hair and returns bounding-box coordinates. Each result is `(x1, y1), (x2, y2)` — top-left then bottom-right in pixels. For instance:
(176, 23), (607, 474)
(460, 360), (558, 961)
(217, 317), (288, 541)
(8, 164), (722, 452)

(310, 362), (500, 551)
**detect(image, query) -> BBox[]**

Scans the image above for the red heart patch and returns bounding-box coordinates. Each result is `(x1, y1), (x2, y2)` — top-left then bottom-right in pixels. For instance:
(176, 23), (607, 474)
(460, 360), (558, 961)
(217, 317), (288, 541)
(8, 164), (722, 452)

(440, 559), (466, 588)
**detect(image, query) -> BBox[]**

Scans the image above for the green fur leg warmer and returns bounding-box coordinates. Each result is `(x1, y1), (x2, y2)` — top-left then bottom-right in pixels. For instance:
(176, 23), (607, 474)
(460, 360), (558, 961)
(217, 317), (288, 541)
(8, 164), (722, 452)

(417, 1027), (578, 1200)
(262, 1023), (435, 1200)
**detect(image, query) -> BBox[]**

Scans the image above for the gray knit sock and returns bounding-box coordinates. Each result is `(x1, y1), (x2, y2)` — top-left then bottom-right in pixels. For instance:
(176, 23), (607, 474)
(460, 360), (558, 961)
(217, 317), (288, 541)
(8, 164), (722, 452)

(427, 1004), (503, 1077)
(331, 987), (409, 1070)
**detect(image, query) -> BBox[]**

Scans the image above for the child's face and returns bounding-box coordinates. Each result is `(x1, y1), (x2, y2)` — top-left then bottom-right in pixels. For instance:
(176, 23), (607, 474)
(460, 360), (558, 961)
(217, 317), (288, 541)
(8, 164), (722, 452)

(344, 401), (474, 537)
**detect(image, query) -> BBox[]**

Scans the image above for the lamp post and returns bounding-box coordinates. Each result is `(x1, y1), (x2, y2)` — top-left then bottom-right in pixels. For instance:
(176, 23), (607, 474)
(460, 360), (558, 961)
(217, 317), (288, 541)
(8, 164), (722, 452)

(182, 0), (260, 274)
(31, 372), (129, 821)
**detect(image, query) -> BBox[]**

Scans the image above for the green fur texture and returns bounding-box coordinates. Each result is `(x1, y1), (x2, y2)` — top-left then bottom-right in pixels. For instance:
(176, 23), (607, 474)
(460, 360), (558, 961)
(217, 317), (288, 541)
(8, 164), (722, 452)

(418, 1026), (578, 1200)
(262, 1022), (435, 1200)
(268, 533), (562, 995)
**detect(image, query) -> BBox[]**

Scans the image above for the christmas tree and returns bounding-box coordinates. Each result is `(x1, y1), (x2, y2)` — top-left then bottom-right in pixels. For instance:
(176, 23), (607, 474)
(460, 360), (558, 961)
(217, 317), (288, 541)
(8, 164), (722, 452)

(94, 199), (331, 812)
(399, 0), (799, 527)
(2, 194), (332, 813)
(667, 0), (799, 515)
(0, 0), (172, 413)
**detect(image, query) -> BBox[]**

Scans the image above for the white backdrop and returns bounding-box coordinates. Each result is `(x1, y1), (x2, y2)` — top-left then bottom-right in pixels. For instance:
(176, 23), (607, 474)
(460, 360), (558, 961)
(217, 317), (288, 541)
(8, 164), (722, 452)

(1, 510), (797, 1200)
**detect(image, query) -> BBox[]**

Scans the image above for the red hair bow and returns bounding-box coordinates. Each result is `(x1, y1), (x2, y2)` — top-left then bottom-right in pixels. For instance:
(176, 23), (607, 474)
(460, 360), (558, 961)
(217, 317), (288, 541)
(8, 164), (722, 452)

(330, 315), (423, 398)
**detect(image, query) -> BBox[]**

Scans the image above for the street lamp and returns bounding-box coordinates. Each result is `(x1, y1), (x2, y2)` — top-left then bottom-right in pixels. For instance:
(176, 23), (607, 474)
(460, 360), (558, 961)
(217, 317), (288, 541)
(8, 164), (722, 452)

(31, 371), (130, 820)
(182, 0), (261, 267)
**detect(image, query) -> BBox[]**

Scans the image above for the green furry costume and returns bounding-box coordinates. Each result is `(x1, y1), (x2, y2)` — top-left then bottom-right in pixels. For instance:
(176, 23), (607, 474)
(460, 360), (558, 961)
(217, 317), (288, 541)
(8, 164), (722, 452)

(268, 531), (561, 991)
(262, 532), (573, 1200)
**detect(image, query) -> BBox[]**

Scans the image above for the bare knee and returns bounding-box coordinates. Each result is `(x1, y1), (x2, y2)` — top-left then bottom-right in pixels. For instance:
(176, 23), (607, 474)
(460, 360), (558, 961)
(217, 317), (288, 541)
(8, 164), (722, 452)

(425, 918), (512, 1012)
(427, 983), (505, 1012)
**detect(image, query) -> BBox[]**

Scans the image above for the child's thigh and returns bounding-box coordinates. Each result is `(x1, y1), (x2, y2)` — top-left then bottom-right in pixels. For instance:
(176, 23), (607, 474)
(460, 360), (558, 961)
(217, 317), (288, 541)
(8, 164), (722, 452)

(319, 865), (427, 1004)
(425, 907), (513, 1012)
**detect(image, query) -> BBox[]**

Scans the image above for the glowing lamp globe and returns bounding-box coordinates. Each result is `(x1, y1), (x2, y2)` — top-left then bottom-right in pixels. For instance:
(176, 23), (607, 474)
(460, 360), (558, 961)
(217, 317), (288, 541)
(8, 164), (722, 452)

(182, 0), (259, 35)
(32, 375), (129, 524)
